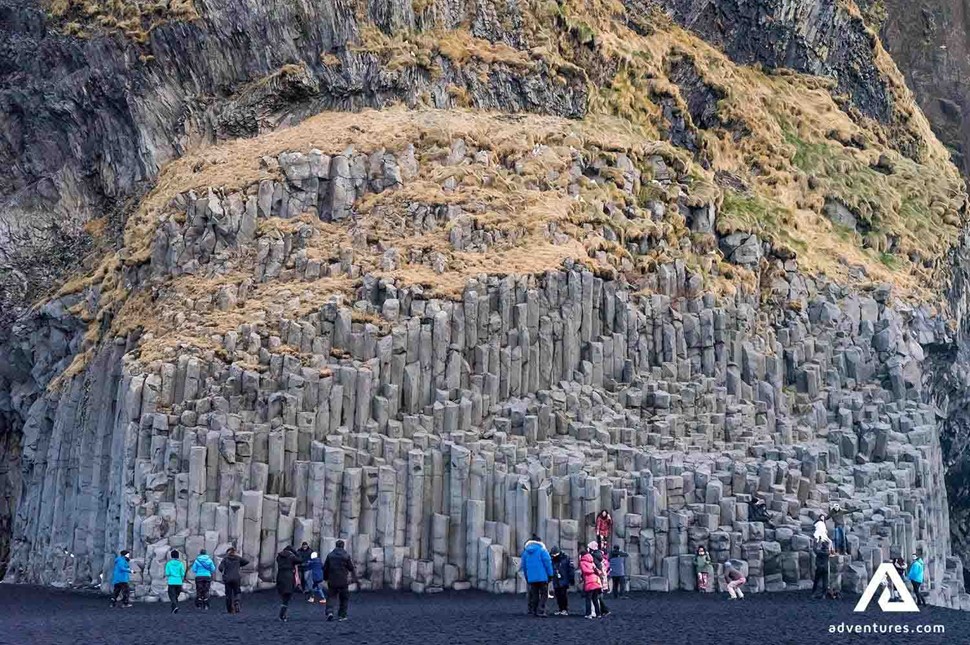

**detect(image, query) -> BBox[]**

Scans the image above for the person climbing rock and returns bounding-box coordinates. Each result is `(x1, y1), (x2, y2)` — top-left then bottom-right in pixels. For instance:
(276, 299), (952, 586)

(724, 563), (746, 600)
(165, 550), (186, 614)
(323, 540), (358, 621)
(596, 510), (613, 549)
(609, 545), (629, 599)
(549, 546), (574, 616)
(191, 549), (216, 610)
(275, 545), (303, 621)
(110, 550), (132, 608)
(306, 551), (327, 605)
(829, 503), (852, 554)
(811, 537), (832, 599)
(218, 547), (249, 614)
(520, 534), (554, 617)
(694, 546), (713, 592)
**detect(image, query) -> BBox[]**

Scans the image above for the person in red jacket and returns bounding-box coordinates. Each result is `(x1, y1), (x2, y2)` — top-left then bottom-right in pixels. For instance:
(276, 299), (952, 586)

(596, 510), (613, 549)
(579, 546), (603, 619)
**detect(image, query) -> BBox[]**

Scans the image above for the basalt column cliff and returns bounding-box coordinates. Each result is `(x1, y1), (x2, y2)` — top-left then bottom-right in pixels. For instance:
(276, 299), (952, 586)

(1, 0), (969, 607)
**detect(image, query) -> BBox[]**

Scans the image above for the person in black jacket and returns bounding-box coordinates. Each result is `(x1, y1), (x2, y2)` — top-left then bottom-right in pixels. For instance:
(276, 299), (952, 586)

(296, 541), (313, 597)
(323, 540), (358, 621)
(549, 546), (575, 616)
(218, 547), (249, 614)
(276, 545), (303, 622)
(812, 537), (832, 599)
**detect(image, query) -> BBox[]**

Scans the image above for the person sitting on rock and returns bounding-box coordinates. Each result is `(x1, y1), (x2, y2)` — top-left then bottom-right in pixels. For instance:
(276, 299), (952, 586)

(596, 510), (613, 549)
(694, 546), (714, 592)
(190, 549), (216, 610)
(520, 534), (554, 617)
(549, 546), (574, 616)
(724, 563), (746, 600)
(110, 549), (132, 608)
(748, 498), (773, 528)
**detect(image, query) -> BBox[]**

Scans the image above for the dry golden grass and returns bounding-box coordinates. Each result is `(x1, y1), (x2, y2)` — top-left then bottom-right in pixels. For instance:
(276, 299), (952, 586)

(41, 0), (969, 380)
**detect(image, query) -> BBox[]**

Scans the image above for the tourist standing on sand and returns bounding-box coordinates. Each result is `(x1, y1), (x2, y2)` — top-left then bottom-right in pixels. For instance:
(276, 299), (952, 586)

(276, 545), (303, 622)
(323, 539), (359, 622)
(609, 545), (629, 599)
(165, 550), (187, 613)
(907, 552), (927, 607)
(110, 550), (132, 607)
(218, 547), (249, 614)
(724, 563), (745, 600)
(191, 549), (216, 610)
(811, 537), (832, 599)
(549, 546), (574, 616)
(520, 534), (554, 617)
(296, 541), (312, 597)
(579, 546), (602, 619)
(892, 557), (907, 601)
(588, 541), (611, 616)
(596, 510), (613, 549)
(694, 546), (713, 592)
(306, 551), (327, 605)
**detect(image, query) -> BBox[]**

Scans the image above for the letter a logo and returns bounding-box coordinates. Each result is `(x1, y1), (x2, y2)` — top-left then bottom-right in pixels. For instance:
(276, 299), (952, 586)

(853, 563), (919, 612)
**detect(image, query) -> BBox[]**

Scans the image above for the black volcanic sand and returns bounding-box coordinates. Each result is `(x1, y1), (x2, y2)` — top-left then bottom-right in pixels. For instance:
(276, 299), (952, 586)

(0, 585), (966, 645)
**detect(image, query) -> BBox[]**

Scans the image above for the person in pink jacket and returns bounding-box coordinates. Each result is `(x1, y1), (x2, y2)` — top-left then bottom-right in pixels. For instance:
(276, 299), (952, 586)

(579, 546), (603, 619)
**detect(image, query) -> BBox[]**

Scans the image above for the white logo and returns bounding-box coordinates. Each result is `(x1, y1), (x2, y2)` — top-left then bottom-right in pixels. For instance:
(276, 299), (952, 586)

(853, 563), (919, 613)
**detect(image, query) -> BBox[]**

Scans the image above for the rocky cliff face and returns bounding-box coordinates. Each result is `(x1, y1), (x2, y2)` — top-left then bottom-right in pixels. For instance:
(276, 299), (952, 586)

(1, 0), (969, 604)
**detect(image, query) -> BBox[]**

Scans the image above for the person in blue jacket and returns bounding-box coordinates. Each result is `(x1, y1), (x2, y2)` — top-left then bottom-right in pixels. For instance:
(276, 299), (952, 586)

(191, 549), (216, 610)
(519, 534), (554, 617)
(907, 552), (927, 607)
(111, 550), (132, 607)
(549, 546), (575, 616)
(306, 551), (327, 604)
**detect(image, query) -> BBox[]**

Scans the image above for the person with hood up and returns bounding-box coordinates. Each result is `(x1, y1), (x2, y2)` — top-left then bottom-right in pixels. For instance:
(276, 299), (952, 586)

(694, 546), (713, 592)
(276, 545), (303, 621)
(596, 510), (613, 549)
(609, 545), (629, 599)
(110, 550), (133, 607)
(748, 498), (773, 528)
(296, 541), (312, 596)
(323, 539), (358, 621)
(724, 563), (746, 600)
(519, 534), (554, 617)
(588, 541), (611, 616)
(165, 550), (187, 613)
(549, 546), (574, 615)
(306, 551), (327, 604)
(218, 547), (249, 614)
(578, 546), (602, 618)
(907, 552), (927, 607)
(191, 549), (216, 610)
(811, 537), (833, 599)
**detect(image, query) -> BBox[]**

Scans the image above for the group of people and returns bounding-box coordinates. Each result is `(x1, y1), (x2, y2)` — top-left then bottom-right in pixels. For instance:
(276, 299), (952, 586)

(109, 540), (359, 621)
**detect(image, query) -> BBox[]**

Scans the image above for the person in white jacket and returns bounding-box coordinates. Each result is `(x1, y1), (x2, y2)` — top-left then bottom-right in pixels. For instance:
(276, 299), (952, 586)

(813, 513), (830, 543)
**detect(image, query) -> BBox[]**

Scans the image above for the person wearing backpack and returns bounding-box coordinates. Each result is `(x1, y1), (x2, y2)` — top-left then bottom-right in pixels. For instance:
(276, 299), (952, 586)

(549, 546), (575, 615)
(164, 550), (187, 613)
(191, 549), (216, 610)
